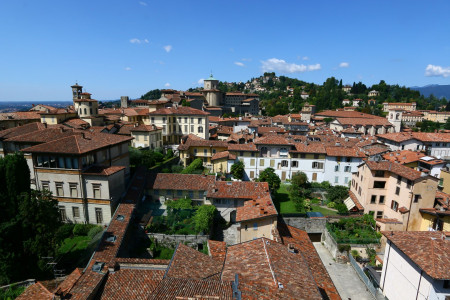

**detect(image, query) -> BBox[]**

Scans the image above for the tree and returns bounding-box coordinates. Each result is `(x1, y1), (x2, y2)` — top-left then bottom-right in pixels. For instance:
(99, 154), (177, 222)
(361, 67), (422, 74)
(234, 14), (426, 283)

(141, 89), (162, 100)
(230, 161), (245, 180)
(258, 168), (281, 192)
(166, 197), (193, 210)
(327, 185), (349, 204)
(193, 205), (216, 234)
(445, 118), (450, 130)
(181, 158), (204, 174)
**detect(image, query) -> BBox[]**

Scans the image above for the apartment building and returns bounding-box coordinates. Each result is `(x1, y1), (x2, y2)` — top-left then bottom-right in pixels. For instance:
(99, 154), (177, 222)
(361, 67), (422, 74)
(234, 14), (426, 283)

(178, 137), (229, 167)
(383, 102), (417, 112)
(349, 161), (439, 231)
(146, 105), (209, 144)
(20, 131), (132, 225)
(380, 231), (450, 300)
(115, 123), (163, 149)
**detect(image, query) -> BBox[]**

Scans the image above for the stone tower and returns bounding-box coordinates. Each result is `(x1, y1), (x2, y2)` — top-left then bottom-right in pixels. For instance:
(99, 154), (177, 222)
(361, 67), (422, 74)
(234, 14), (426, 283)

(121, 96), (129, 108)
(202, 73), (222, 106)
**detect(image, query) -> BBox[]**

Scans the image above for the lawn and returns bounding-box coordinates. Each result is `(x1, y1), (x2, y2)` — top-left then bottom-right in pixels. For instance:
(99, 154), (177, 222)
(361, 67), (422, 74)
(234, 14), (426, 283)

(273, 184), (339, 216)
(58, 236), (91, 254)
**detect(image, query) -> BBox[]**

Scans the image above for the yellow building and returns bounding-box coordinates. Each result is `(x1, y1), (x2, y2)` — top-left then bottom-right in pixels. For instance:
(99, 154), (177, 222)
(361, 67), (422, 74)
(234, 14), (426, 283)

(211, 151), (236, 174)
(419, 191), (450, 232)
(440, 168), (450, 194)
(423, 110), (450, 123)
(40, 109), (78, 125)
(236, 195), (278, 243)
(177, 137), (229, 167)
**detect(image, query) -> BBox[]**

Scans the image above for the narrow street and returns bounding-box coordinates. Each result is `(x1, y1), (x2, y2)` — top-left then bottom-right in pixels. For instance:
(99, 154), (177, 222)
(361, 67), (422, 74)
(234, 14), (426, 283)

(313, 242), (374, 300)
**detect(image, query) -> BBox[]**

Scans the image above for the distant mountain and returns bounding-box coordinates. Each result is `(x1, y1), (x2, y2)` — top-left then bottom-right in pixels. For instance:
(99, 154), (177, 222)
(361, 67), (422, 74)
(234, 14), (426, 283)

(410, 84), (450, 99)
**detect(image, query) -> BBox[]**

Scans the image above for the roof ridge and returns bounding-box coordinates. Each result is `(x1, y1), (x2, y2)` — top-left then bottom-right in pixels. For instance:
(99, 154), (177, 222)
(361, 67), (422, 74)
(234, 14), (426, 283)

(262, 238), (277, 286)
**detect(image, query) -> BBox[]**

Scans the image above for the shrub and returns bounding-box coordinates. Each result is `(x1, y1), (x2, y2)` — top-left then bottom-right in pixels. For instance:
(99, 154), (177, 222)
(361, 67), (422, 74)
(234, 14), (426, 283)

(73, 224), (96, 236)
(161, 168), (170, 173)
(336, 203), (349, 215)
(164, 149), (174, 160)
(338, 244), (351, 253)
(87, 226), (103, 239)
(181, 158), (204, 174)
(55, 224), (75, 243)
(351, 250), (360, 258)
(193, 205), (216, 234)
(166, 197), (193, 210)
(327, 202), (336, 208)
(230, 161), (245, 180)
(171, 165), (184, 173)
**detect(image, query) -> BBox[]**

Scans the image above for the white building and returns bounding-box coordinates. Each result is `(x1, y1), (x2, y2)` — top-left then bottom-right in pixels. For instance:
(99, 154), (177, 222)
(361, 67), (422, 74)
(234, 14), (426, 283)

(380, 231), (450, 300)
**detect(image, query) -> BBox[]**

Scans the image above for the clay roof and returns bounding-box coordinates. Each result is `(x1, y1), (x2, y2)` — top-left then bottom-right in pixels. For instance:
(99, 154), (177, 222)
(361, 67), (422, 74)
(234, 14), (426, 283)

(382, 231), (450, 280)
(208, 240), (227, 263)
(74, 98), (98, 103)
(55, 268), (83, 296)
(209, 181), (270, 200)
(63, 118), (90, 129)
(149, 277), (233, 300)
(178, 138), (229, 151)
(82, 165), (126, 176)
(221, 238), (323, 299)
(348, 191), (364, 211)
(21, 132), (133, 154)
(335, 117), (392, 127)
(0, 122), (49, 140)
(254, 135), (292, 145)
(166, 243), (223, 280)
(227, 143), (258, 152)
(277, 224), (341, 300)
(148, 173), (215, 191)
(100, 269), (164, 299)
(377, 132), (450, 143)
(6, 127), (79, 143)
(365, 161), (424, 181)
(326, 146), (364, 158)
(130, 124), (161, 132)
(291, 142), (326, 154)
(16, 282), (53, 300)
(236, 195), (278, 222)
(148, 106), (209, 116)
(315, 110), (383, 119)
(258, 126), (287, 134)
(211, 150), (236, 161)
(376, 218), (402, 224)
(0, 111), (41, 120)
(382, 150), (426, 164)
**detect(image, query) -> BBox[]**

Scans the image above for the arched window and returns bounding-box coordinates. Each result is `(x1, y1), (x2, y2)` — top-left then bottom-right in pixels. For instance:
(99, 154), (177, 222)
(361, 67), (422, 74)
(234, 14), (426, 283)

(260, 147), (268, 157)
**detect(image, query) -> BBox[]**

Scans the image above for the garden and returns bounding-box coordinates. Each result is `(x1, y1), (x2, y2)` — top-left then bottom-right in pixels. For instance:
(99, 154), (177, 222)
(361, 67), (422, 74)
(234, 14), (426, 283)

(326, 214), (381, 244)
(146, 197), (216, 235)
(56, 224), (104, 271)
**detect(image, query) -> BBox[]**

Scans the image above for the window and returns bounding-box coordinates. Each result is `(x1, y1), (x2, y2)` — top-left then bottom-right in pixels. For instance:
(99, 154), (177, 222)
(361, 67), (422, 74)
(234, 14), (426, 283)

(95, 208), (103, 224)
(312, 162), (324, 169)
(69, 183), (78, 198)
(373, 181), (386, 189)
(397, 175), (402, 185)
(162, 117), (166, 123)
(374, 171), (384, 177)
(191, 117), (194, 123)
(344, 166), (351, 172)
(240, 151), (244, 156)
(300, 154), (306, 159)
(204, 149), (207, 156)
(395, 187), (400, 195)
(151, 117), (155, 123)
(250, 159), (255, 166)
(162, 125), (166, 134)
(358, 187), (362, 196)
(177, 190), (183, 197)
(93, 184), (101, 199)
(281, 160), (288, 167)
(414, 194), (420, 203)
(260, 159), (264, 167)
(292, 160), (298, 168)
(312, 173), (317, 181)
(198, 118), (202, 124)
(334, 176), (339, 183)
(335, 165), (339, 172)
(406, 180), (412, 189)
(212, 149), (216, 154)
(371, 195), (377, 204)
(72, 207), (80, 218)
(189, 191), (194, 198)
(336, 156), (341, 162)
(376, 211), (383, 219)
(379, 196), (385, 204)
(250, 171), (255, 178)
(184, 125), (188, 132)
(59, 206), (67, 221)
(144, 135), (148, 141)
(253, 223), (258, 230)
(346, 157), (351, 162)
(443, 280), (450, 289)
(191, 125), (194, 132)
(41, 181), (50, 191)
(391, 200), (399, 212)
(344, 177), (349, 184)
(184, 117), (188, 123)
(198, 126), (203, 133)
(314, 154), (319, 159)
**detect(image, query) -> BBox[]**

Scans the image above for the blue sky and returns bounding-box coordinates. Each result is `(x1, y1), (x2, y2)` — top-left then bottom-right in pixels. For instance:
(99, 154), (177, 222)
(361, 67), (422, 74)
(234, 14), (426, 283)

(1, 0), (449, 101)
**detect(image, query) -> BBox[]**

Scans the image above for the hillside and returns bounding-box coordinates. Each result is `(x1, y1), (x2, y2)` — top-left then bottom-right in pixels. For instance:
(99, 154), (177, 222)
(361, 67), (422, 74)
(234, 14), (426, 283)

(410, 84), (450, 99)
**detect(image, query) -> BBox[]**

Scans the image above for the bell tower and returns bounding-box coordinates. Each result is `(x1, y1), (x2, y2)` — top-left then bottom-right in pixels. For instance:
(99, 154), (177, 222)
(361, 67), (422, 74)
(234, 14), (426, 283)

(71, 83), (83, 102)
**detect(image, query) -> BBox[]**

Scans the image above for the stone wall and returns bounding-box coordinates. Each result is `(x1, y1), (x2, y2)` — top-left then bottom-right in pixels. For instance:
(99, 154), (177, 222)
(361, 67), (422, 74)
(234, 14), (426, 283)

(282, 217), (327, 233)
(148, 233), (209, 249)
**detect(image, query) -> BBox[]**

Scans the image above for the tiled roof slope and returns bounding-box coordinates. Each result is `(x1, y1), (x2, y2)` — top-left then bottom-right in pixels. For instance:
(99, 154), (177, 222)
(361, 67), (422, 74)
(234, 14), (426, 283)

(365, 161), (424, 181)
(315, 110), (384, 119)
(0, 122), (50, 139)
(208, 240), (227, 263)
(100, 269), (164, 299)
(236, 195), (277, 222)
(377, 132), (450, 143)
(148, 173), (215, 191)
(278, 224), (341, 300)
(382, 231), (450, 280)
(21, 132), (133, 154)
(5, 127), (78, 143)
(209, 181), (270, 200)
(148, 106), (209, 115)
(149, 277), (233, 300)
(165, 243), (223, 280)
(221, 238), (323, 299)
(16, 282), (53, 300)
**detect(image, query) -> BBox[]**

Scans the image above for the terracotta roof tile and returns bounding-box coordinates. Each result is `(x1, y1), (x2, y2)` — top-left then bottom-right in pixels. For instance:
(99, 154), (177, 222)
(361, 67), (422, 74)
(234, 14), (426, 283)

(208, 240), (227, 263)
(348, 191), (364, 211)
(211, 150), (236, 161)
(365, 161), (424, 181)
(382, 231), (450, 280)
(149, 277), (233, 299)
(236, 196), (278, 222)
(209, 181), (270, 200)
(326, 146), (364, 157)
(148, 173), (215, 191)
(148, 106), (209, 116)
(16, 282), (53, 300)
(82, 165), (126, 176)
